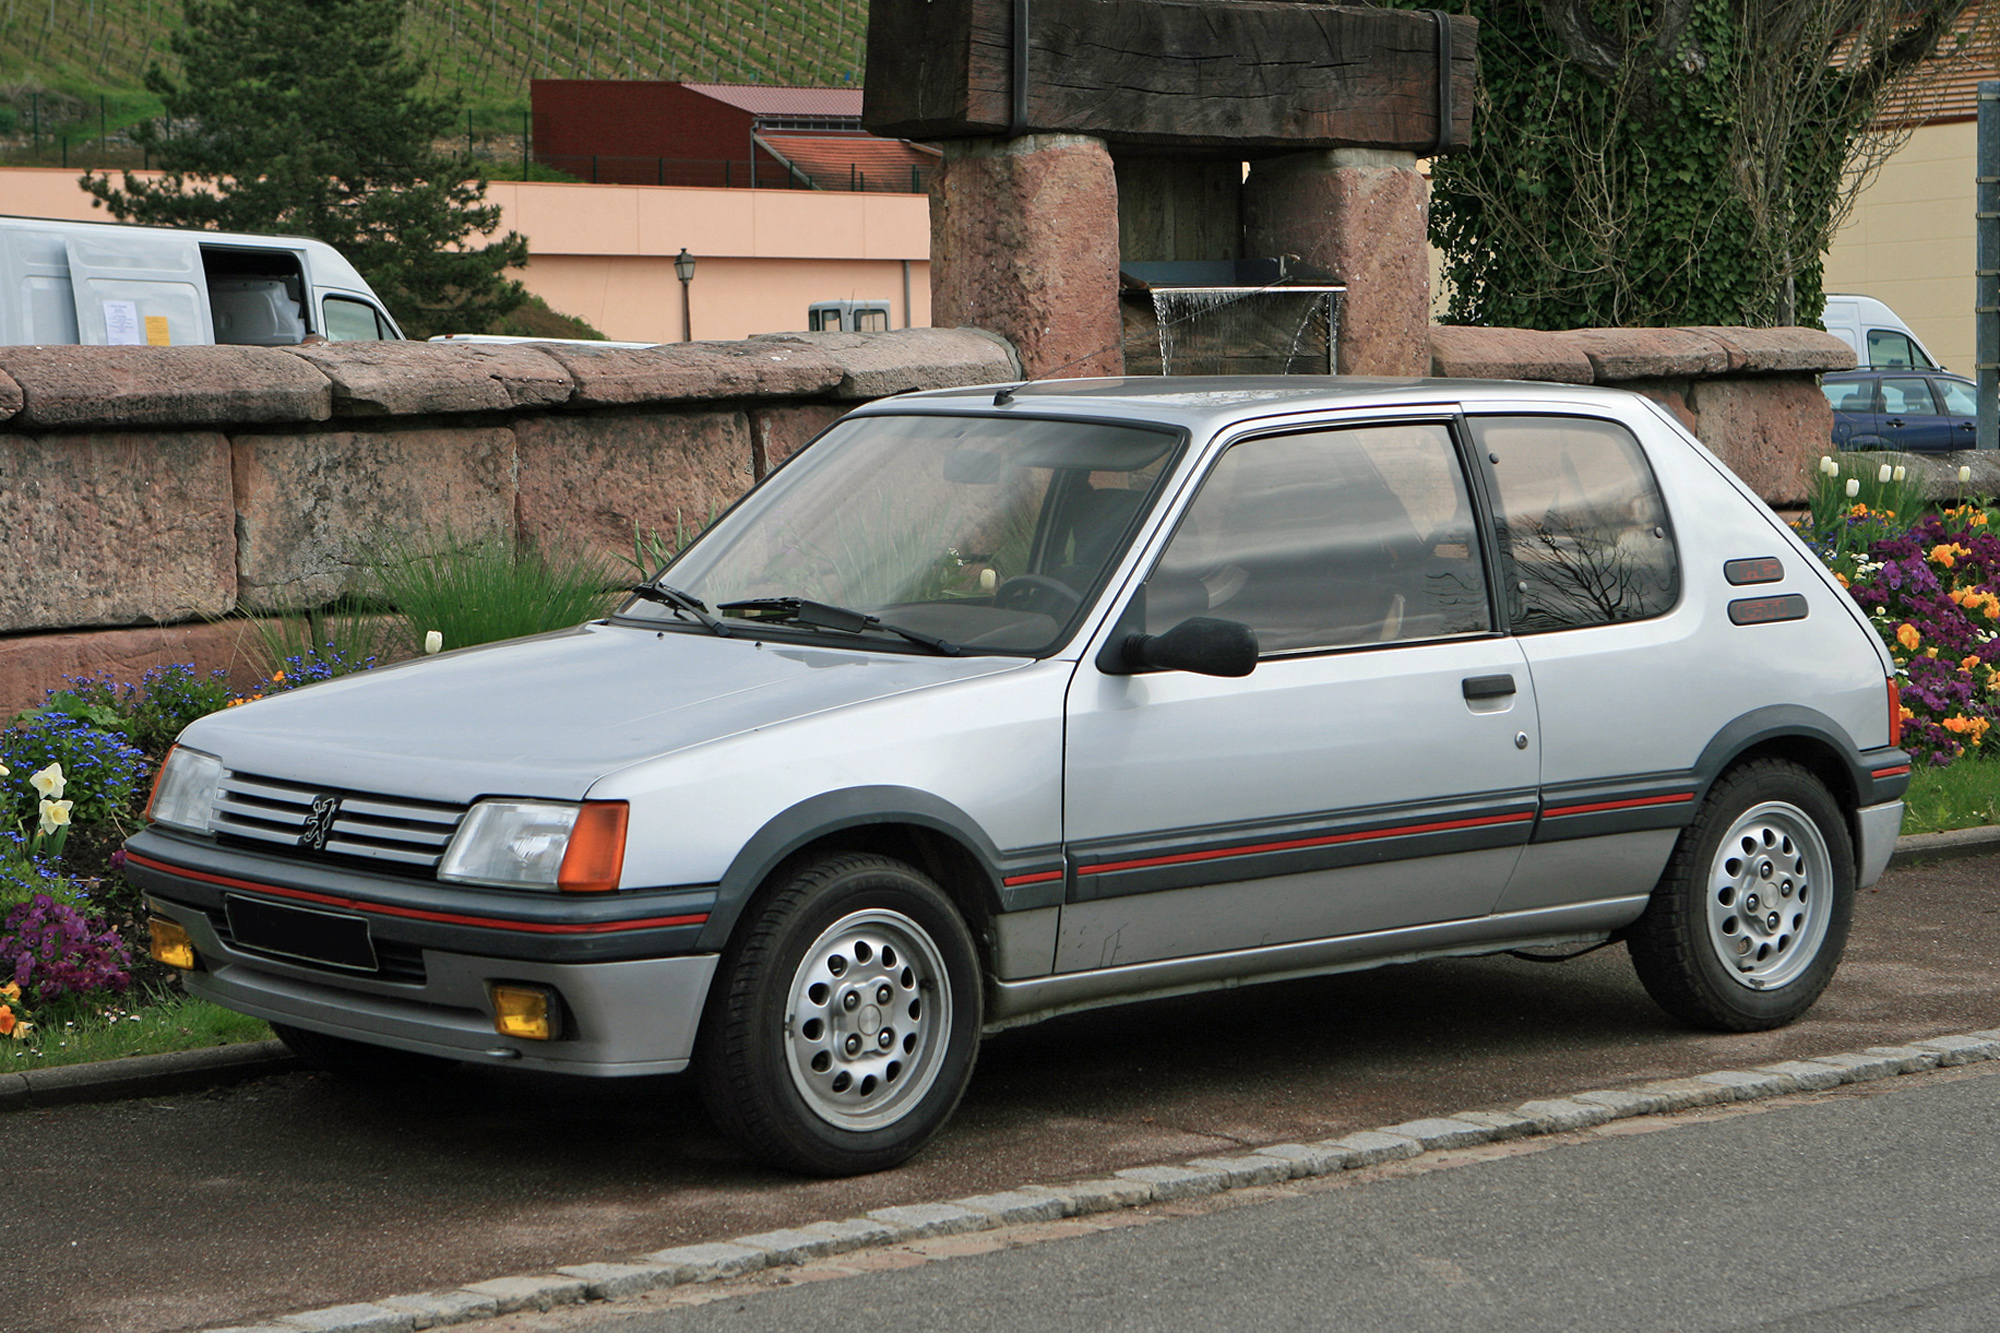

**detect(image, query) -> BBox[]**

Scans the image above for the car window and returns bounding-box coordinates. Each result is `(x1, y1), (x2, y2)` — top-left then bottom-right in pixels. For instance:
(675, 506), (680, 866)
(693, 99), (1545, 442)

(323, 296), (392, 341)
(1880, 377), (1941, 415)
(1867, 328), (1935, 370)
(1468, 415), (1679, 633)
(1937, 378), (1978, 416)
(1821, 380), (1874, 412)
(1145, 422), (1490, 654)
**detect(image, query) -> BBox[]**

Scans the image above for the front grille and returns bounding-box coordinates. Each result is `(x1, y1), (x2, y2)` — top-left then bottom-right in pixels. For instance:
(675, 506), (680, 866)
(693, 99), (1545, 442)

(211, 771), (467, 879)
(206, 907), (428, 985)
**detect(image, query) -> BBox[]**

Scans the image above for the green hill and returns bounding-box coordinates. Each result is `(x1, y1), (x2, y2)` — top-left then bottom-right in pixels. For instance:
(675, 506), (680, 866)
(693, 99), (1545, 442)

(0, 0), (870, 147)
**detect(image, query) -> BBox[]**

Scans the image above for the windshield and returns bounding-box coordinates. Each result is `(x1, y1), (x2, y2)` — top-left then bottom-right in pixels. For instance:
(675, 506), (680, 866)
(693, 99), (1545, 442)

(621, 413), (1181, 654)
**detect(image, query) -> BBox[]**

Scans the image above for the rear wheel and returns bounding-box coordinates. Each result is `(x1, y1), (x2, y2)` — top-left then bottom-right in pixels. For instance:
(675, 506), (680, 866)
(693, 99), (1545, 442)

(696, 852), (981, 1176)
(1628, 759), (1855, 1031)
(271, 1023), (458, 1084)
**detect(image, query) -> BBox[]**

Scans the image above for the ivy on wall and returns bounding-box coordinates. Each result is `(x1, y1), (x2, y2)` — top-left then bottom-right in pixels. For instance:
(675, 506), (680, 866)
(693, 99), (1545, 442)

(1405, 0), (1979, 330)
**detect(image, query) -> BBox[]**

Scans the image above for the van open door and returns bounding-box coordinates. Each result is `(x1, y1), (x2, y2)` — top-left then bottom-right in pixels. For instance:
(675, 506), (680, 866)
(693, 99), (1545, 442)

(0, 225), (80, 345)
(65, 230), (214, 347)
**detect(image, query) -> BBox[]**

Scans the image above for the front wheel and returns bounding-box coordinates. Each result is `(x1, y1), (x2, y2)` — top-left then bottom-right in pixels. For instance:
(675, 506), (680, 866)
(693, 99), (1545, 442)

(1627, 759), (1855, 1031)
(696, 853), (982, 1176)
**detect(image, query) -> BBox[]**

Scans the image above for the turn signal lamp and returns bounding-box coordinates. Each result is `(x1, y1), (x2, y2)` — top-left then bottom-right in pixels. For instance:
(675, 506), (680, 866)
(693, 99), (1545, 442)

(148, 917), (198, 971)
(489, 983), (561, 1041)
(557, 801), (628, 893)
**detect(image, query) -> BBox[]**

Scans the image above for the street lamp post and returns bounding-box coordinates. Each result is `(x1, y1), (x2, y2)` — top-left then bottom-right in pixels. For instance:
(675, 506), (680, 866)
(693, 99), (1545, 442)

(676, 248), (697, 343)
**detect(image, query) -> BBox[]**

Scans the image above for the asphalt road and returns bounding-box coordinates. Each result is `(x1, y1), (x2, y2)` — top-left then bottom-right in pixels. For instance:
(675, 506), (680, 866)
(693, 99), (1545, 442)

(6, 851), (1999, 1333)
(519, 1062), (2000, 1333)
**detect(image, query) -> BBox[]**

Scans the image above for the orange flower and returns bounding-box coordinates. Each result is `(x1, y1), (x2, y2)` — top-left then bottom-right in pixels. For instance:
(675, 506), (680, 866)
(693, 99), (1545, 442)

(1966, 656), (1984, 672)
(0, 1005), (14, 1037)
(1836, 573), (1851, 587)
(1930, 543), (1970, 569)
(1897, 623), (1921, 651)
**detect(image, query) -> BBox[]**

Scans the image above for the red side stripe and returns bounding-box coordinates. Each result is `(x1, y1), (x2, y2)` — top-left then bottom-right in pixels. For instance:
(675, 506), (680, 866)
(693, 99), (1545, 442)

(1001, 870), (1064, 887)
(1075, 811), (1534, 877)
(1541, 792), (1695, 819)
(124, 851), (709, 935)
(1871, 765), (1912, 779)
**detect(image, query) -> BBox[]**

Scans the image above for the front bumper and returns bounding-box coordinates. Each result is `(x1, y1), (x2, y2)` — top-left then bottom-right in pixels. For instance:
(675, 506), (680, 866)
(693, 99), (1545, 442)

(130, 829), (721, 1075)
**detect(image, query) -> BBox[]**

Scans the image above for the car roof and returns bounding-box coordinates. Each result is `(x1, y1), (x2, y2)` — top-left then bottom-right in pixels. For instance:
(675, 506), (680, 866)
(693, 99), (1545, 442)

(854, 375), (1648, 430)
(1825, 368), (1972, 383)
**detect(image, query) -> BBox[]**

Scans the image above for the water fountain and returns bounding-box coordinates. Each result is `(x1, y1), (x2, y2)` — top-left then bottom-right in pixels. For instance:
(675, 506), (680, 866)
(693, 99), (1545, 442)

(1119, 258), (1344, 376)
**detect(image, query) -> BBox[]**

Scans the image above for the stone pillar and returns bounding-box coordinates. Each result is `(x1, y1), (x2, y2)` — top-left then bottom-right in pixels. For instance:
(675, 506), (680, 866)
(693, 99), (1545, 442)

(931, 134), (1124, 380)
(1243, 149), (1431, 377)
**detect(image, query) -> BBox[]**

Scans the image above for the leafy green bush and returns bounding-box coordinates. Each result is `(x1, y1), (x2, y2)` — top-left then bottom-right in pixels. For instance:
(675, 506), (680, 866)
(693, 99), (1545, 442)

(34, 664), (236, 756)
(0, 715), (149, 831)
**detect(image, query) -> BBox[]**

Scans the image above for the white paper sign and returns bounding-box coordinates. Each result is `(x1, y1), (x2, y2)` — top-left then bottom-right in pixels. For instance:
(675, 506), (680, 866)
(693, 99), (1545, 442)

(102, 300), (143, 346)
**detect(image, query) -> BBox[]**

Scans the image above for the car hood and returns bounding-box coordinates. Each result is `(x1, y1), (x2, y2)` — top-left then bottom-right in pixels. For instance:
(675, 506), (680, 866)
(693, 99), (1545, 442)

(181, 622), (1028, 804)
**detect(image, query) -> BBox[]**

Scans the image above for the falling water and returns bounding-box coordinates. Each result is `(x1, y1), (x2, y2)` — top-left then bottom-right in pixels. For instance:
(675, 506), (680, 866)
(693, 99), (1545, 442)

(1145, 287), (1341, 376)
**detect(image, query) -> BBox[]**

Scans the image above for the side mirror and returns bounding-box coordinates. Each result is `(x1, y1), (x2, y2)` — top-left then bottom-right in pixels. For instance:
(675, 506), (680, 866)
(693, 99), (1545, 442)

(1118, 617), (1259, 678)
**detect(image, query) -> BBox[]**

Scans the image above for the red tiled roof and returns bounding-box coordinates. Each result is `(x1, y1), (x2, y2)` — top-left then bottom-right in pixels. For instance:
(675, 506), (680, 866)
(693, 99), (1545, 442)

(757, 133), (939, 191)
(1874, 3), (2000, 126)
(684, 83), (863, 117)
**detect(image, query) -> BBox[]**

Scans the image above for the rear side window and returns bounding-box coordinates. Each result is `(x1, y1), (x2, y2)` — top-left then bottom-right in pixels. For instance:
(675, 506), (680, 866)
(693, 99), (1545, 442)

(1469, 416), (1679, 633)
(1880, 377), (1940, 415)
(1147, 422), (1490, 654)
(1821, 380), (1874, 411)
(323, 296), (394, 341)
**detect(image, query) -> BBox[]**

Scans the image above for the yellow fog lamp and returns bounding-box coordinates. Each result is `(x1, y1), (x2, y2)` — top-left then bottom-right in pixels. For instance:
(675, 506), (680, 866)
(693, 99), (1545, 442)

(488, 983), (562, 1041)
(148, 917), (198, 971)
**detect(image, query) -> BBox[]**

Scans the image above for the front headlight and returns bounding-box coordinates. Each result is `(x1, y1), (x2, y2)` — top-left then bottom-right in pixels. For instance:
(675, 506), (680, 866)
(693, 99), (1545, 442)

(439, 800), (627, 892)
(147, 746), (224, 833)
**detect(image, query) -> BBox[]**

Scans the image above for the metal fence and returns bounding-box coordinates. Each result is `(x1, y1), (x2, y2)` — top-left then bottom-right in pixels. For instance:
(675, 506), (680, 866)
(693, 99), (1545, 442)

(531, 153), (930, 193)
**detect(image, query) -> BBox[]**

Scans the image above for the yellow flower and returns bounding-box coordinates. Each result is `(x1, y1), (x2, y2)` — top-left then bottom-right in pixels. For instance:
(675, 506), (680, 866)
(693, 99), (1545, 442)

(1977, 514), (1991, 527)
(271, 670), (286, 683)
(1897, 623), (1921, 651)
(29, 762), (64, 799)
(1850, 502), (1869, 517)
(0, 982), (18, 1002)
(38, 797), (72, 834)
(1836, 572), (1850, 587)
(1927, 647), (1941, 659)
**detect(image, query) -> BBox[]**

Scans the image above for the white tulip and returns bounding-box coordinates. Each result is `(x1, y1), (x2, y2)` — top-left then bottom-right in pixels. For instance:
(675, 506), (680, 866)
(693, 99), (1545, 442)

(1819, 455), (1835, 475)
(1893, 466), (1906, 482)
(1846, 478), (1860, 497)
(1878, 464), (1893, 484)
(1962, 466), (1975, 483)
(424, 630), (443, 655)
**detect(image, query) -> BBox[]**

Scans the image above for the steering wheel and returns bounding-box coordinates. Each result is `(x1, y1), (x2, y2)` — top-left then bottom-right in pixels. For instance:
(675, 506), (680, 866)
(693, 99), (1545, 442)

(992, 574), (1082, 619)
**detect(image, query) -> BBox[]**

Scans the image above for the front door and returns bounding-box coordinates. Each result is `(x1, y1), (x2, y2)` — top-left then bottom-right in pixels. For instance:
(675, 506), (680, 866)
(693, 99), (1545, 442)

(1059, 417), (1540, 973)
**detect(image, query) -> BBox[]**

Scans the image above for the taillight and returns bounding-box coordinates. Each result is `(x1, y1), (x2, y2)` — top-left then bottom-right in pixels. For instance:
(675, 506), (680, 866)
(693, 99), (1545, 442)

(1887, 677), (1902, 747)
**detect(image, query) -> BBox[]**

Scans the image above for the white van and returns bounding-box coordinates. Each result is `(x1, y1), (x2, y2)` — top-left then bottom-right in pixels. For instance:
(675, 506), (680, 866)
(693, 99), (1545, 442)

(1821, 294), (1943, 371)
(0, 214), (402, 348)
(807, 299), (891, 333)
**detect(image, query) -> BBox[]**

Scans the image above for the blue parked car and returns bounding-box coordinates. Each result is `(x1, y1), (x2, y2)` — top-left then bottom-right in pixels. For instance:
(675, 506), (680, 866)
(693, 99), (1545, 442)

(1823, 369), (1978, 452)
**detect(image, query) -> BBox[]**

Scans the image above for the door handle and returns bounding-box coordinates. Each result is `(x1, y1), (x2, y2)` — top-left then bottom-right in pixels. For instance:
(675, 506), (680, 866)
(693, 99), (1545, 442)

(1462, 674), (1517, 700)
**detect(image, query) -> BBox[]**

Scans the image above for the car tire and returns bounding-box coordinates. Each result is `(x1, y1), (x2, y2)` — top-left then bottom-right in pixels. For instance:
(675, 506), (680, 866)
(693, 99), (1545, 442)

(271, 1023), (459, 1084)
(695, 852), (982, 1176)
(1627, 759), (1855, 1032)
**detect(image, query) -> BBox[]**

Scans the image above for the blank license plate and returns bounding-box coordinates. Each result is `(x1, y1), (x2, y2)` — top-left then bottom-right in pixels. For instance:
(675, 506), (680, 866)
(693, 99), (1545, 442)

(225, 895), (378, 972)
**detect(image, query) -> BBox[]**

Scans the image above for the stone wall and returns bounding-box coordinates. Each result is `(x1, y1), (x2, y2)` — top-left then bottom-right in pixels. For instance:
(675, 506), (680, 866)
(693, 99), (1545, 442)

(0, 330), (1017, 716)
(1430, 324), (1855, 504)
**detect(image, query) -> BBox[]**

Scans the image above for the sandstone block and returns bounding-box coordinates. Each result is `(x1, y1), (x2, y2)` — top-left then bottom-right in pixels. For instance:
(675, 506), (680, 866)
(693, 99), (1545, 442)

(1428, 326), (1593, 383)
(534, 340), (842, 408)
(514, 410), (754, 563)
(0, 345), (330, 430)
(232, 425), (516, 610)
(931, 134), (1123, 379)
(0, 430), (235, 633)
(1619, 379), (1699, 434)
(1556, 328), (1729, 381)
(751, 328), (1020, 399)
(1680, 326), (1855, 374)
(280, 341), (575, 416)
(1245, 149), (1431, 376)
(0, 618), (277, 719)
(1688, 376), (1829, 507)
(0, 368), (21, 423)
(749, 401), (848, 477)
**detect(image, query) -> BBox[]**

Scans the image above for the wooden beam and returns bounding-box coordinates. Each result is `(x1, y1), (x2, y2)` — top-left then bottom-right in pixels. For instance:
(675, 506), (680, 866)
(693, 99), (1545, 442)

(863, 0), (1477, 154)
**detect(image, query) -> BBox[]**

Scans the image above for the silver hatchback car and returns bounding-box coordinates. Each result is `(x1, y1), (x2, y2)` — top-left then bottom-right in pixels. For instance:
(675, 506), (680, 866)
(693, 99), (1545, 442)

(128, 378), (1909, 1175)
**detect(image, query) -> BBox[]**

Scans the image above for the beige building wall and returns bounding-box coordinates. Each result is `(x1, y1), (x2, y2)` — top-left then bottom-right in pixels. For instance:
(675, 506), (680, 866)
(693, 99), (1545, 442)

(1822, 121), (1975, 372)
(0, 168), (932, 343)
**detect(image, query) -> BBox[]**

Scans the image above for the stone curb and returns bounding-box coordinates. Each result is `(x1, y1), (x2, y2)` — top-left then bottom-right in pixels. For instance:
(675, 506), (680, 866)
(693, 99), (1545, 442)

(1888, 824), (2000, 868)
(197, 1026), (2000, 1333)
(0, 1039), (295, 1113)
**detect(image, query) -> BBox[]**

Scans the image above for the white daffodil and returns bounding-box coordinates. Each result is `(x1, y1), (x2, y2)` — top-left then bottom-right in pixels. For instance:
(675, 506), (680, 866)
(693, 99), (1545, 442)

(1846, 478), (1861, 498)
(0, 762), (9, 779)
(1878, 463), (1893, 484)
(424, 630), (444, 655)
(29, 763), (64, 799)
(38, 797), (72, 834)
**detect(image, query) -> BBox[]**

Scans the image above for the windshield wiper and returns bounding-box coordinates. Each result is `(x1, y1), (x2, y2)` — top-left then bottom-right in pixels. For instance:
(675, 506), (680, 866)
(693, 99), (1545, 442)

(717, 597), (961, 656)
(628, 583), (731, 637)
